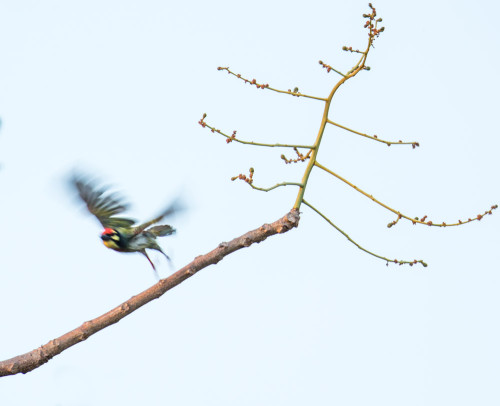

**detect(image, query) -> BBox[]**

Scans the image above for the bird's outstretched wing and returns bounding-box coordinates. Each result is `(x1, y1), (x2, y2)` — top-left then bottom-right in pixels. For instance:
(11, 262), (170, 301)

(131, 198), (183, 236)
(71, 175), (136, 229)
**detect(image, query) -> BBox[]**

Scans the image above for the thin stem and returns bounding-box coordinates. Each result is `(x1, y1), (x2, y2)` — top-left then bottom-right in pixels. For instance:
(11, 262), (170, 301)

(303, 199), (426, 267)
(330, 67), (346, 77)
(217, 67), (328, 102)
(327, 119), (419, 147)
(268, 87), (327, 102)
(314, 161), (496, 227)
(200, 117), (315, 149)
(318, 60), (347, 77)
(249, 182), (304, 192)
(346, 52), (366, 75)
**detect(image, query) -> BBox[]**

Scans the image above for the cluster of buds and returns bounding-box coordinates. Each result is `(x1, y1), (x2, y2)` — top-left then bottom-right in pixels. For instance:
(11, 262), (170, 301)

(226, 130), (237, 144)
(387, 214), (402, 228)
(386, 140), (415, 147)
(468, 204), (498, 221)
(363, 3), (385, 41)
(286, 87), (301, 97)
(388, 259), (428, 268)
(318, 60), (335, 73)
(376, 135), (419, 148)
(198, 113), (231, 142)
(198, 113), (207, 128)
(281, 147), (311, 164)
(341, 46), (363, 54)
(408, 205), (497, 227)
(231, 167), (254, 184)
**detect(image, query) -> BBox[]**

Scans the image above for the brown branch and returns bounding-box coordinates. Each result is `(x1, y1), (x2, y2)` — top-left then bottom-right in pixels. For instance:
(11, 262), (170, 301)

(0, 209), (300, 377)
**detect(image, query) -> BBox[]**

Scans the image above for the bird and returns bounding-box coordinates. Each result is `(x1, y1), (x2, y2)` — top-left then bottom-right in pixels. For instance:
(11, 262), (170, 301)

(71, 173), (180, 273)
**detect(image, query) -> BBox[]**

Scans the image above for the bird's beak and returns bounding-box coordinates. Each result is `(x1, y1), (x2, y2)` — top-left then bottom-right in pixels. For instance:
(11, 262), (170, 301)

(101, 234), (110, 241)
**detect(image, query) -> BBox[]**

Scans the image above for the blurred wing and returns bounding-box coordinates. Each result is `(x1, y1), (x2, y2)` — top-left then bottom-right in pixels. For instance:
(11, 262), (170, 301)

(131, 197), (184, 236)
(71, 175), (136, 229)
(147, 225), (176, 237)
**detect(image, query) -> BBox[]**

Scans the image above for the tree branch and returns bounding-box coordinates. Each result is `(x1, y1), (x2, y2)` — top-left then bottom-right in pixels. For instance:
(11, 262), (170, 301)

(0, 209), (300, 377)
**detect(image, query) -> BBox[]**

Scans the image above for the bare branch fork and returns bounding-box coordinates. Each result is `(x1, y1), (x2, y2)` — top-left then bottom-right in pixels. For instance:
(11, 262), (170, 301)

(199, 3), (496, 266)
(0, 210), (300, 377)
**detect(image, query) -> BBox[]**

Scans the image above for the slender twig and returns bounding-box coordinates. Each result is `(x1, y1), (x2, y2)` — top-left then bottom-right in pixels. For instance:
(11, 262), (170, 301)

(327, 119), (419, 148)
(249, 182), (303, 192)
(314, 161), (497, 227)
(199, 115), (315, 149)
(318, 60), (346, 77)
(326, 67), (346, 77)
(342, 46), (366, 54)
(0, 210), (301, 377)
(231, 168), (303, 192)
(217, 67), (328, 102)
(303, 199), (426, 267)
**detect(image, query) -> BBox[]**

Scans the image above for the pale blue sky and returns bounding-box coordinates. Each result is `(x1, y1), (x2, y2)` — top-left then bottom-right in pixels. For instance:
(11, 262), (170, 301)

(0, 1), (499, 405)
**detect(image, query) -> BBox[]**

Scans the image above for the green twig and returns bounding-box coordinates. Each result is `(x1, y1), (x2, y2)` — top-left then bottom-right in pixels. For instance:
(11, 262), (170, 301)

(314, 161), (497, 228)
(199, 115), (315, 149)
(249, 182), (304, 192)
(327, 119), (419, 148)
(318, 60), (346, 77)
(217, 67), (328, 102)
(302, 199), (427, 267)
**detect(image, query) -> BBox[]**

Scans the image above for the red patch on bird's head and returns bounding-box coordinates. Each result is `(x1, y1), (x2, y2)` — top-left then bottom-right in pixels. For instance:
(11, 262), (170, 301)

(102, 228), (115, 236)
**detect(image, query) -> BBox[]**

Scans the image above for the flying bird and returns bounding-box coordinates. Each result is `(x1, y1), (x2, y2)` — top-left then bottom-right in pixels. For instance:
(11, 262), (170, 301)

(71, 174), (180, 273)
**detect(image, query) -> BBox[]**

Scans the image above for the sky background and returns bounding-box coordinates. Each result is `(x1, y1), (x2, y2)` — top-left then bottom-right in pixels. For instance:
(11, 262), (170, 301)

(0, 0), (499, 405)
